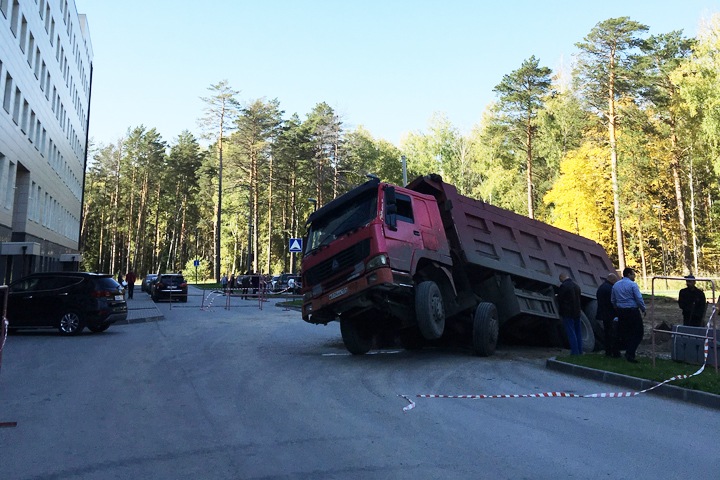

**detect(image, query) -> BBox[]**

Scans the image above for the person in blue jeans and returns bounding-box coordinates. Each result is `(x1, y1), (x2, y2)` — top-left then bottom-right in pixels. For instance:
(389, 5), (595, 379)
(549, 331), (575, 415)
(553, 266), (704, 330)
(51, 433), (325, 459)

(558, 272), (583, 355)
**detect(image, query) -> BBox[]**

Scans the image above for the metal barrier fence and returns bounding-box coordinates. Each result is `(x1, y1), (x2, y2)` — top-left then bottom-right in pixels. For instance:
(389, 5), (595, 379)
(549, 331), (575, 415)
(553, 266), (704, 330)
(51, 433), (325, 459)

(198, 282), (302, 311)
(650, 275), (718, 373)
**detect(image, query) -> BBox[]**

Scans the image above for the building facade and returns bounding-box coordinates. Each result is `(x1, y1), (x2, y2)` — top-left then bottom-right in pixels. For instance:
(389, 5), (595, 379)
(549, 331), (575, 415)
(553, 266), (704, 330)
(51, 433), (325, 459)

(0, 0), (92, 283)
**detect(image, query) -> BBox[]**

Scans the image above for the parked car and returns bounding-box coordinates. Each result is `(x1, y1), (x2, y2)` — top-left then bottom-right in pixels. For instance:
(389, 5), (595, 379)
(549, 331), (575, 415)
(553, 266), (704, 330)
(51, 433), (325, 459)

(272, 273), (301, 294)
(4, 272), (127, 335)
(141, 274), (158, 293)
(151, 273), (188, 302)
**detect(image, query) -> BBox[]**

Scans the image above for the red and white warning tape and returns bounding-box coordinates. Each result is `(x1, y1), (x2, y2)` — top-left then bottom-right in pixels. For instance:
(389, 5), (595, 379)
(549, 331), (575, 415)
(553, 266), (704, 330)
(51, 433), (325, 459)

(202, 291), (225, 310)
(400, 313), (715, 412)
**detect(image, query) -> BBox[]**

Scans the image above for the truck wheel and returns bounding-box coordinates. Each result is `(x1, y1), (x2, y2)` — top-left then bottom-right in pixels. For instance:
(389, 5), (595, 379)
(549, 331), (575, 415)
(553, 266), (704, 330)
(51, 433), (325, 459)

(580, 312), (596, 353)
(583, 299), (604, 351)
(416, 281), (445, 340)
(340, 316), (374, 355)
(472, 302), (499, 357)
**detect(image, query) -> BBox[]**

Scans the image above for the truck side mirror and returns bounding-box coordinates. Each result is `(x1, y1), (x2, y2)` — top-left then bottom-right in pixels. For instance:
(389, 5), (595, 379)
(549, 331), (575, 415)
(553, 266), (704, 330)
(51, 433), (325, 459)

(385, 186), (397, 230)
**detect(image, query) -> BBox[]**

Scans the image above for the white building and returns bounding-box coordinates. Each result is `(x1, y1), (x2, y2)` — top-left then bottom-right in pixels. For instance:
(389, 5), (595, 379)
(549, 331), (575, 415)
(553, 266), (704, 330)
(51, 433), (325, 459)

(0, 0), (92, 283)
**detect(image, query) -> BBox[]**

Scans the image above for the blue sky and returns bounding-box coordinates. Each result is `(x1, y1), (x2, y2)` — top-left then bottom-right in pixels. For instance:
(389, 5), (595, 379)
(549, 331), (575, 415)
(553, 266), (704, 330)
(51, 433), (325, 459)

(78, 0), (719, 148)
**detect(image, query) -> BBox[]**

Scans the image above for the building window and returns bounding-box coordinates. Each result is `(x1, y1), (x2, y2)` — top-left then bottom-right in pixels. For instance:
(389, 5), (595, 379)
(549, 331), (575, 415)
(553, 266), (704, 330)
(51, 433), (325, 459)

(3, 73), (12, 113)
(29, 110), (35, 141)
(34, 47), (40, 78)
(10, 0), (19, 36)
(5, 160), (15, 210)
(0, 153), (6, 209)
(27, 33), (34, 66)
(12, 87), (21, 124)
(0, 0), (8, 18)
(19, 15), (27, 52)
(21, 99), (28, 133)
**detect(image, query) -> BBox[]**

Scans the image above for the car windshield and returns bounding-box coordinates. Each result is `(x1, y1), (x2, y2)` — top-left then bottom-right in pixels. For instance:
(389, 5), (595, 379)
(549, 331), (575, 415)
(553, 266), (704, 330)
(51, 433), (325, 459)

(305, 191), (378, 254)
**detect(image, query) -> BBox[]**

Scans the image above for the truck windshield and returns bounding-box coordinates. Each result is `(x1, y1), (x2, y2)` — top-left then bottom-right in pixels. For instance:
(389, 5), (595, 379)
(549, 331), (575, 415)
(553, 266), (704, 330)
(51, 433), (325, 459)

(305, 191), (378, 254)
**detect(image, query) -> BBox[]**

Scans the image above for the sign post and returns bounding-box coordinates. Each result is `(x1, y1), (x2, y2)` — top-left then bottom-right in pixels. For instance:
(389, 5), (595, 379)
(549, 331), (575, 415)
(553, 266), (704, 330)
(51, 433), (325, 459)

(289, 238), (303, 274)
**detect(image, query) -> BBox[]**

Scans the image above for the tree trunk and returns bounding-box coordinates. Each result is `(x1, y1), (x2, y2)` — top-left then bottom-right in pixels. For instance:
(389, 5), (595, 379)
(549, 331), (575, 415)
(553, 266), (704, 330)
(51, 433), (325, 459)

(526, 116), (534, 219)
(669, 125), (691, 273)
(608, 64), (625, 271)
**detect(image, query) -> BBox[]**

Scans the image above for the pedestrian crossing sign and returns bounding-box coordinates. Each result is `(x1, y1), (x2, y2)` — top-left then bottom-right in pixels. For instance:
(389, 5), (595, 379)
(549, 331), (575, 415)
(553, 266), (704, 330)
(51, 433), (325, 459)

(289, 238), (303, 253)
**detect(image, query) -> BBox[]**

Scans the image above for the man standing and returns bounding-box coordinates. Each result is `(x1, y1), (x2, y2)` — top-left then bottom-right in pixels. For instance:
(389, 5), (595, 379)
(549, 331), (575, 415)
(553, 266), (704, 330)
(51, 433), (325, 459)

(678, 274), (706, 327)
(596, 272), (619, 357)
(611, 268), (646, 363)
(125, 270), (137, 299)
(558, 273), (583, 355)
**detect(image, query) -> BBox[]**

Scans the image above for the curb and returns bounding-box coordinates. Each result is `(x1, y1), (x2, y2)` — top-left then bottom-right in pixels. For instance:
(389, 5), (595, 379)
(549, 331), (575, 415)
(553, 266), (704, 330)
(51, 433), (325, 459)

(121, 315), (165, 325)
(546, 358), (720, 410)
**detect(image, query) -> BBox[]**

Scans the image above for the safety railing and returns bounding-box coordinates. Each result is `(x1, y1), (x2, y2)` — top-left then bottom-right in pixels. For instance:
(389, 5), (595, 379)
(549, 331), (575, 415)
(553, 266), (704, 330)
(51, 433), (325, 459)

(650, 275), (718, 373)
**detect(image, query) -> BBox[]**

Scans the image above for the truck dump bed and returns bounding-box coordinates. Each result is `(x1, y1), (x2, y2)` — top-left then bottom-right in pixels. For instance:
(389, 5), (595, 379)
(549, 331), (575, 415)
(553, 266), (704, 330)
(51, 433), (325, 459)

(408, 175), (614, 297)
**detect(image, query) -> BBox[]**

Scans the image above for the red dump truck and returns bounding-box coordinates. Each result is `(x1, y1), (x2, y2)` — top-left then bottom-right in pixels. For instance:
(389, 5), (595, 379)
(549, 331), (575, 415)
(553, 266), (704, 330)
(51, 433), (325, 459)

(301, 174), (614, 356)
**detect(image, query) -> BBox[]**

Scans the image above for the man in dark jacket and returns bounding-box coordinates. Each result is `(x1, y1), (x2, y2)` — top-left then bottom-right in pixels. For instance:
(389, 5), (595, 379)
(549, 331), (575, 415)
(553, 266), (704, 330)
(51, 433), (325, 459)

(558, 273), (583, 355)
(596, 272), (619, 357)
(678, 274), (706, 327)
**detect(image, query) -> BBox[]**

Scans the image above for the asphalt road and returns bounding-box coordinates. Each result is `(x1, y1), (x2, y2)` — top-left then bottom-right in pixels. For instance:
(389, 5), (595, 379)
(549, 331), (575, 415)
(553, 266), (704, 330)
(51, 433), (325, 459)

(1, 291), (719, 479)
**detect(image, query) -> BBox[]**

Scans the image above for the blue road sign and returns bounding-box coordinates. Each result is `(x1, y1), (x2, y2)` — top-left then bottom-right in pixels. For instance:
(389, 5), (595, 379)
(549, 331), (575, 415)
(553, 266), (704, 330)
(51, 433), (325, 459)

(289, 238), (303, 253)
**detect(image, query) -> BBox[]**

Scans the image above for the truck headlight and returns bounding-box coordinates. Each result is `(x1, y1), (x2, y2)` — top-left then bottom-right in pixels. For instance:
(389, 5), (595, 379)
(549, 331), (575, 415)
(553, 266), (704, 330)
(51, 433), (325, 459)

(366, 254), (388, 270)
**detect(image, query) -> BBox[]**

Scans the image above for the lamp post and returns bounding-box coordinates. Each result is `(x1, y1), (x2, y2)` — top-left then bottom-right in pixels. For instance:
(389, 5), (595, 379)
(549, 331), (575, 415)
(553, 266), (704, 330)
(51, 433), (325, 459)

(308, 198), (317, 212)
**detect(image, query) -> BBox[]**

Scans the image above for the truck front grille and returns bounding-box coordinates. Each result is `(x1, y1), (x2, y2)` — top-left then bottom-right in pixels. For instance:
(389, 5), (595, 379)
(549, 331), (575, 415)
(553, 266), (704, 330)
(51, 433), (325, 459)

(305, 239), (371, 286)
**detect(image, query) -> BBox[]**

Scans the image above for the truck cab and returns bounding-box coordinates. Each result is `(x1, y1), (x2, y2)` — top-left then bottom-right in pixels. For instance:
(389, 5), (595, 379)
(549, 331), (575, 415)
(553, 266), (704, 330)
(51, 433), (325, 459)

(301, 177), (452, 350)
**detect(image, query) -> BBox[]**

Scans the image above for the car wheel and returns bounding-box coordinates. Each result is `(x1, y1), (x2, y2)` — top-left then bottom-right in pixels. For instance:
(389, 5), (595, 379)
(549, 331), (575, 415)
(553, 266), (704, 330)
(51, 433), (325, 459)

(181, 296), (187, 303)
(58, 311), (85, 335)
(152, 293), (158, 302)
(87, 325), (110, 333)
(415, 281), (445, 340)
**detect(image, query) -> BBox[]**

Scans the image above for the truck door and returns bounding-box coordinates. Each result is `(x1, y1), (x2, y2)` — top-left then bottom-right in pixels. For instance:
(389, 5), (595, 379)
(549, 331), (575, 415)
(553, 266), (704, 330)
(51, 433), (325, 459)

(384, 190), (422, 273)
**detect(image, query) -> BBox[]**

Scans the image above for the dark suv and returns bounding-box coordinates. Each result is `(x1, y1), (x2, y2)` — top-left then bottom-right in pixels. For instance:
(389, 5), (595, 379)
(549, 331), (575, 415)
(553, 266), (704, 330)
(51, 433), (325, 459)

(4, 272), (127, 335)
(151, 273), (187, 302)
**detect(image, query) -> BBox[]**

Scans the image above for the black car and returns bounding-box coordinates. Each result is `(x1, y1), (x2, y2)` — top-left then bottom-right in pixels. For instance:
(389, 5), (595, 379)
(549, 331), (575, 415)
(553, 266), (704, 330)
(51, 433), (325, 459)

(4, 272), (127, 335)
(151, 273), (188, 302)
(141, 274), (158, 293)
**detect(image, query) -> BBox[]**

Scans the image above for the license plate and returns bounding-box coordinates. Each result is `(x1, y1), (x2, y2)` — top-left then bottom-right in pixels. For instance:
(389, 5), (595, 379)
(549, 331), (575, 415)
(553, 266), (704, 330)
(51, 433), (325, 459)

(114, 295), (124, 301)
(328, 287), (348, 300)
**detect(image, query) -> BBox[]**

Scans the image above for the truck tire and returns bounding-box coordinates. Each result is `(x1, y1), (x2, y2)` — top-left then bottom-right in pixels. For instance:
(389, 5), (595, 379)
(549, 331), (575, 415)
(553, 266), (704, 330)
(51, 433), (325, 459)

(583, 299), (604, 352)
(580, 312), (596, 353)
(472, 302), (499, 356)
(340, 316), (374, 355)
(416, 281), (445, 340)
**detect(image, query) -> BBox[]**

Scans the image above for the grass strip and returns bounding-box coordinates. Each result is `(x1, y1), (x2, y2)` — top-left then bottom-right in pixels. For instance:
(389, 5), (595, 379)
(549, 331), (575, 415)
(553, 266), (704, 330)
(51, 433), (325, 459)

(557, 353), (720, 395)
